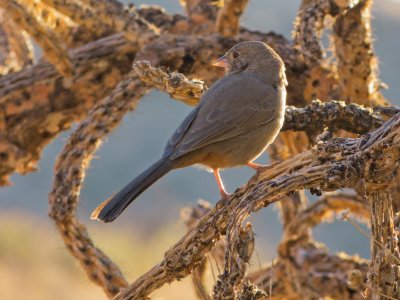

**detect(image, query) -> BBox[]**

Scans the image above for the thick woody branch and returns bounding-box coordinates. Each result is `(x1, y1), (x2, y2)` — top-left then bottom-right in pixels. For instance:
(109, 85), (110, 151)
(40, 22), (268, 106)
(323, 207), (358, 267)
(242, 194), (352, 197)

(282, 100), (383, 134)
(213, 222), (256, 299)
(41, 0), (111, 35)
(42, 0), (159, 45)
(333, 0), (384, 106)
(293, 0), (340, 63)
(181, 200), (215, 300)
(0, 9), (34, 75)
(216, 0), (249, 37)
(0, 0), (73, 76)
(80, 0), (124, 15)
(113, 112), (400, 299)
(182, 0), (219, 33)
(365, 191), (400, 299)
(49, 72), (148, 297)
(18, 0), (82, 45)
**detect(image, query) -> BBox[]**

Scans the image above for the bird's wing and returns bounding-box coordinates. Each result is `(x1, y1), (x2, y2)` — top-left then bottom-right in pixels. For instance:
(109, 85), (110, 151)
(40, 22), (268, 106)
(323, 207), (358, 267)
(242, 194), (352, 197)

(163, 105), (201, 158)
(166, 75), (279, 159)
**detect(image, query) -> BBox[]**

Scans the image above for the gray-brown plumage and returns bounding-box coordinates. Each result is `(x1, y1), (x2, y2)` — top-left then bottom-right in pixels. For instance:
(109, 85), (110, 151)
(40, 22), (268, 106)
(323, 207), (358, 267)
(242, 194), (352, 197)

(92, 41), (287, 223)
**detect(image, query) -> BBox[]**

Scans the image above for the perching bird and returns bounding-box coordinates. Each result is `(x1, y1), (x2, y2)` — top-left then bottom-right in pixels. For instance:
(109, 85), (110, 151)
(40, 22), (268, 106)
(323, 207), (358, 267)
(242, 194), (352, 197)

(91, 41), (287, 223)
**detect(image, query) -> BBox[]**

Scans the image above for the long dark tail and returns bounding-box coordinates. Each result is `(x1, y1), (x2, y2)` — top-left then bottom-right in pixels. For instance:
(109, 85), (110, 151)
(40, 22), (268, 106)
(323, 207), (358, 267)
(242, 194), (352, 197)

(91, 158), (173, 222)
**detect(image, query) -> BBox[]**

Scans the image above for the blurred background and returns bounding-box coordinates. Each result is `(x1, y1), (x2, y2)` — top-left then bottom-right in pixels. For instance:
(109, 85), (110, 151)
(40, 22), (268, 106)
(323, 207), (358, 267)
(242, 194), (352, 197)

(1, 1), (399, 299)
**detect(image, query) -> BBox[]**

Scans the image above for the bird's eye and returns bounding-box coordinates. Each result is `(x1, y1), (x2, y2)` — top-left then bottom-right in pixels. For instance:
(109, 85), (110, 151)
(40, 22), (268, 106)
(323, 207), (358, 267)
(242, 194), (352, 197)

(232, 51), (240, 59)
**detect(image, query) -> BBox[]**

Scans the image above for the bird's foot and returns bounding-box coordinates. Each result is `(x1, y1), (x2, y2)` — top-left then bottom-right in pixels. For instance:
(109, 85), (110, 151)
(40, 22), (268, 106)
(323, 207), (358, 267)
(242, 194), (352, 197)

(216, 190), (230, 209)
(213, 168), (230, 201)
(219, 189), (231, 200)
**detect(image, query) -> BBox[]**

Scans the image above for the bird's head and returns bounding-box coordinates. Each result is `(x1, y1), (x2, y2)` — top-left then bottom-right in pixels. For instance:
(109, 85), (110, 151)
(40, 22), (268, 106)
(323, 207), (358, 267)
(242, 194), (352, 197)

(214, 41), (287, 85)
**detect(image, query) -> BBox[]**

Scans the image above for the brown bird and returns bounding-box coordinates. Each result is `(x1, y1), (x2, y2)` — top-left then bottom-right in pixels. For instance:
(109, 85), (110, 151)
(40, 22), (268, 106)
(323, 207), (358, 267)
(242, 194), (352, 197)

(92, 41), (287, 223)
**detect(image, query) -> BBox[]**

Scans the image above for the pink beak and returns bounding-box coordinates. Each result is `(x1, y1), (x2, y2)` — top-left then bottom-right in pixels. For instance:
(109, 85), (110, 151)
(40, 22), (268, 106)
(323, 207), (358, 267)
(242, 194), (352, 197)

(213, 55), (228, 68)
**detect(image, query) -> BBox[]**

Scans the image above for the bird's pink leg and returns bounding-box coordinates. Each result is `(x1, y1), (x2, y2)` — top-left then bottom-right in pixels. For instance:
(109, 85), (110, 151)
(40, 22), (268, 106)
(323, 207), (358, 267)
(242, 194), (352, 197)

(213, 168), (230, 199)
(247, 161), (266, 171)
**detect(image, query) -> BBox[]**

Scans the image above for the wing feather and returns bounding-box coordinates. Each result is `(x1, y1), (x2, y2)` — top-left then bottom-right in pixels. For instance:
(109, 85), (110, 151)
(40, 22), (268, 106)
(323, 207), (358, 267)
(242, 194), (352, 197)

(164, 74), (278, 160)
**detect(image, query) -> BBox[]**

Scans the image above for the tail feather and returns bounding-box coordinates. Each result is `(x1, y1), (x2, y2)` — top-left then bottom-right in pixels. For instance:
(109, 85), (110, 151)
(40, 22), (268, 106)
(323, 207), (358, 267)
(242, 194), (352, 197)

(91, 158), (173, 222)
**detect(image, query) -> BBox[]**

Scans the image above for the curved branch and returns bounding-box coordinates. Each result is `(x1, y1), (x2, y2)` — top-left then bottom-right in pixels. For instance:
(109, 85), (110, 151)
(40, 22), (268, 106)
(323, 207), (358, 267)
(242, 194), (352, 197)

(49, 72), (148, 297)
(292, 0), (339, 63)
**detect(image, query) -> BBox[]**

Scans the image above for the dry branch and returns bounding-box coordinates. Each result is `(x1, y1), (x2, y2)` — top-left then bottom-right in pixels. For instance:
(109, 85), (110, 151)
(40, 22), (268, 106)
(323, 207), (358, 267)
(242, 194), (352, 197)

(18, 0), (81, 46)
(333, 0), (383, 105)
(365, 191), (400, 299)
(216, 0), (249, 37)
(183, 0), (219, 33)
(213, 222), (257, 299)
(40, 0), (111, 35)
(49, 71), (148, 297)
(133, 60), (206, 106)
(0, 0), (73, 76)
(0, 8), (34, 75)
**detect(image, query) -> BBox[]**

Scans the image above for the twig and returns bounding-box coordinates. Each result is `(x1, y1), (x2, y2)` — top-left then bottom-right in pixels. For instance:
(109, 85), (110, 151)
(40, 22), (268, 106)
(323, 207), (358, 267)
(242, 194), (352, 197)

(133, 60), (206, 106)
